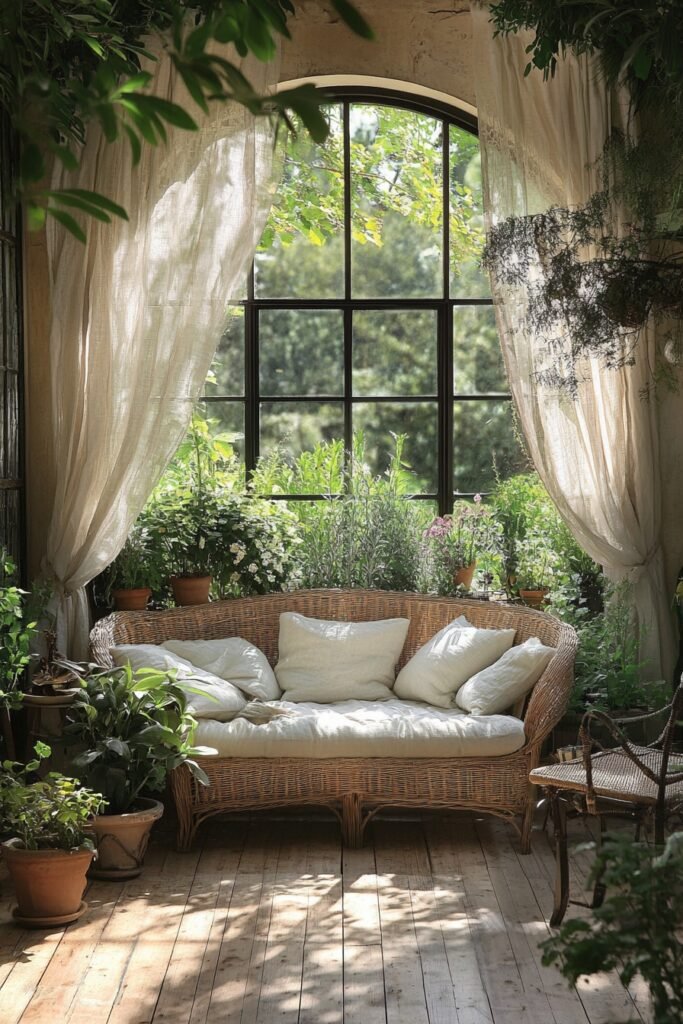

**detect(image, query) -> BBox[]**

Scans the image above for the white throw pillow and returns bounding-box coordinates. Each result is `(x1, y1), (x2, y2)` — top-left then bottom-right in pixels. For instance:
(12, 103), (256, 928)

(110, 643), (247, 721)
(455, 636), (556, 715)
(275, 612), (410, 703)
(161, 637), (280, 701)
(393, 618), (516, 709)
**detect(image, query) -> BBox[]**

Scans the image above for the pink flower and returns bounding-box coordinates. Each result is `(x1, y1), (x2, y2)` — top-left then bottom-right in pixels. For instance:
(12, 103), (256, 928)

(473, 493), (482, 504)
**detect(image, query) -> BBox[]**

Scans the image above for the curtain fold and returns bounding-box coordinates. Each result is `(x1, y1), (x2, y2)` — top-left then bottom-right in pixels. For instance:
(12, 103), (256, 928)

(45, 45), (280, 658)
(472, 5), (677, 681)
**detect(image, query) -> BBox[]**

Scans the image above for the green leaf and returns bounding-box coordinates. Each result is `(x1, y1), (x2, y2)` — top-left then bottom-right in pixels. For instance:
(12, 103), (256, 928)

(46, 207), (87, 243)
(330, 0), (374, 40)
(20, 143), (45, 184)
(144, 96), (199, 131)
(55, 189), (128, 220)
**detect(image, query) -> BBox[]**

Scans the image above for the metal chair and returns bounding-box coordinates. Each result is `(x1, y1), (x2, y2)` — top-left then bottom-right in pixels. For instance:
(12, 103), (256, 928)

(529, 680), (683, 925)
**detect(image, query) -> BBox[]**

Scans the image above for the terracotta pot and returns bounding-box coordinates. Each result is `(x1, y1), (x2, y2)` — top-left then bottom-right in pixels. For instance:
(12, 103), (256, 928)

(88, 798), (164, 880)
(1, 839), (93, 928)
(453, 561), (476, 591)
(519, 587), (549, 609)
(171, 575), (212, 606)
(113, 587), (152, 611)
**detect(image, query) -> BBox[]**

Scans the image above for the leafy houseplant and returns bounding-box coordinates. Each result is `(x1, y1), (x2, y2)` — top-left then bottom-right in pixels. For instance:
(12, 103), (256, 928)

(0, 742), (105, 927)
(0, 550), (37, 715)
(102, 526), (164, 611)
(514, 531), (554, 607)
(541, 832), (683, 1024)
(64, 662), (210, 879)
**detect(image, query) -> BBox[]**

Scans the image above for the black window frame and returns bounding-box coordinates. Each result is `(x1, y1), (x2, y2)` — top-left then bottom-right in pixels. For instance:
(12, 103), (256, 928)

(0, 112), (25, 579)
(204, 88), (512, 515)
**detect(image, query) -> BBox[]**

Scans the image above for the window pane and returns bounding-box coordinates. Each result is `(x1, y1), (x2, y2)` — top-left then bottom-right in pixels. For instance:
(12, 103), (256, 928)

(254, 105), (344, 299)
(260, 309), (344, 396)
(205, 308), (245, 397)
(453, 400), (528, 494)
(449, 125), (489, 298)
(260, 402), (344, 476)
(353, 401), (437, 492)
(351, 105), (443, 299)
(353, 310), (437, 397)
(200, 401), (245, 485)
(453, 306), (507, 394)
(0, 489), (20, 568)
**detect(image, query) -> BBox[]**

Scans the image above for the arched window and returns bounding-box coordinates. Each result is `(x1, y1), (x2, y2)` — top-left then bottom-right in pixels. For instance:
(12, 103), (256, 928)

(202, 89), (527, 513)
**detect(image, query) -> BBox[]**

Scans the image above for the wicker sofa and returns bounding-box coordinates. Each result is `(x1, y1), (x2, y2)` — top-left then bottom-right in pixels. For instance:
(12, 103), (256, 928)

(89, 588), (577, 852)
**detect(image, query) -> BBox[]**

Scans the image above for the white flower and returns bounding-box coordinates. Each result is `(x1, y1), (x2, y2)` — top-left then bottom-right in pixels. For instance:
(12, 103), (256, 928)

(247, 562), (258, 574)
(234, 550), (245, 564)
(230, 572), (240, 583)
(229, 543), (240, 554)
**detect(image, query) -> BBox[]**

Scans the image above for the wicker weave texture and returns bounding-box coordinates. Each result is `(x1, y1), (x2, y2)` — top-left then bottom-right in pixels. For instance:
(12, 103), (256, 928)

(90, 588), (577, 849)
(530, 747), (683, 804)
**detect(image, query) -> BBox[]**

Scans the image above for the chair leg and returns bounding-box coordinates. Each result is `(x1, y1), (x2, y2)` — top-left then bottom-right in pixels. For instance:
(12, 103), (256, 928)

(341, 793), (364, 848)
(520, 798), (536, 854)
(549, 788), (570, 927)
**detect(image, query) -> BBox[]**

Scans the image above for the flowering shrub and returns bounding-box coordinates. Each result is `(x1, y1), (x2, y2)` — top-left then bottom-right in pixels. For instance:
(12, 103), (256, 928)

(419, 497), (501, 593)
(210, 496), (302, 598)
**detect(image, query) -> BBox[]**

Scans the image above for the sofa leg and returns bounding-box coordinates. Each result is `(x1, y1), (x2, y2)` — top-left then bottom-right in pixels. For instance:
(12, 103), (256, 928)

(341, 793), (364, 848)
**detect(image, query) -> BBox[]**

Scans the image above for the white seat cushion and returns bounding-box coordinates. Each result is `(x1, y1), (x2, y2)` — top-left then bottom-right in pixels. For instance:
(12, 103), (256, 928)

(193, 699), (527, 758)
(275, 613), (410, 703)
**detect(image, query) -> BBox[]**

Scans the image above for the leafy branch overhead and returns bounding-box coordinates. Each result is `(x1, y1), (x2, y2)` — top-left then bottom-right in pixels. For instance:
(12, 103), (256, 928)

(1, 0), (373, 239)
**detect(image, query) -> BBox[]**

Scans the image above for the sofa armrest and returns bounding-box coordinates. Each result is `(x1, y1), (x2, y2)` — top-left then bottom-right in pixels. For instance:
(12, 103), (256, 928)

(522, 619), (578, 748)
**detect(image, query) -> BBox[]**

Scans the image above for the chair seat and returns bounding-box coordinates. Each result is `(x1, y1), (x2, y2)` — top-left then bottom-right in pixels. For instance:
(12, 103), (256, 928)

(530, 747), (683, 805)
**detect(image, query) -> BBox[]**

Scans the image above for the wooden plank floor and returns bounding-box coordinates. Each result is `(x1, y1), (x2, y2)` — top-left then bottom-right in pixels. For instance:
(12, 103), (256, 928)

(0, 812), (650, 1024)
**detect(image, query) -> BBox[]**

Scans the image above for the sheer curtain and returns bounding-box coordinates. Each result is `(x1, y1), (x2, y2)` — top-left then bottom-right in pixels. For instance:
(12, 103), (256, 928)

(471, 5), (677, 680)
(44, 46), (280, 657)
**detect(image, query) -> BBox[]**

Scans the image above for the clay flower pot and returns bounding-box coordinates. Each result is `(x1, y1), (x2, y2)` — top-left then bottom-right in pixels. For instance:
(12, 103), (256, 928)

(113, 587), (152, 611)
(89, 798), (164, 880)
(519, 587), (549, 609)
(453, 561), (476, 591)
(1, 839), (93, 928)
(171, 575), (212, 606)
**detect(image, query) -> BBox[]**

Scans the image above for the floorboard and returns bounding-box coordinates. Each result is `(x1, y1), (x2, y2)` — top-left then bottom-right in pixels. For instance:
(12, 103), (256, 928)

(0, 811), (653, 1024)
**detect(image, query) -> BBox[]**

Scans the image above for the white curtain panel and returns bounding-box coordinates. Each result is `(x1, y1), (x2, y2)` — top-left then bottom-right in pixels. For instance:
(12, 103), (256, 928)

(44, 45), (280, 657)
(472, 5), (677, 680)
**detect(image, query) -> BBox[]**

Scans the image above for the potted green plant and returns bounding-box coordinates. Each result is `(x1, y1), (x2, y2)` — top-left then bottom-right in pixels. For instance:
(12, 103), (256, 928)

(0, 742), (105, 927)
(422, 497), (500, 593)
(0, 550), (38, 757)
(64, 662), (210, 879)
(103, 527), (162, 611)
(515, 533), (554, 608)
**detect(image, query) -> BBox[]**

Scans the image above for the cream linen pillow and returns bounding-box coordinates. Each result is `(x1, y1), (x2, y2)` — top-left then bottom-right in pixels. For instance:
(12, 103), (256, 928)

(393, 618), (516, 709)
(455, 636), (556, 715)
(161, 637), (280, 701)
(275, 612), (410, 703)
(110, 643), (246, 721)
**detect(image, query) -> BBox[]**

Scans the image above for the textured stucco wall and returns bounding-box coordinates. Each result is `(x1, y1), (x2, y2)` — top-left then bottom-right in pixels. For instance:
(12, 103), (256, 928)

(280, 0), (474, 107)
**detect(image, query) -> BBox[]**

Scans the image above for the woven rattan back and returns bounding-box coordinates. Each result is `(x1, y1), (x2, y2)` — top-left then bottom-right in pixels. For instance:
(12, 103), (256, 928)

(89, 589), (577, 744)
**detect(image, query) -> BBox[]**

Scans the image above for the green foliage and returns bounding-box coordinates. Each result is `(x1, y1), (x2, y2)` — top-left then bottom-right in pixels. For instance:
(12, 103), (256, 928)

(0, 550), (37, 712)
(257, 104), (485, 290)
(2, 0), (371, 239)
(541, 832), (683, 1023)
(291, 435), (431, 592)
(99, 524), (165, 598)
(553, 579), (664, 713)
(64, 662), (210, 815)
(489, 1), (683, 110)
(0, 743), (105, 851)
(484, 3), (683, 395)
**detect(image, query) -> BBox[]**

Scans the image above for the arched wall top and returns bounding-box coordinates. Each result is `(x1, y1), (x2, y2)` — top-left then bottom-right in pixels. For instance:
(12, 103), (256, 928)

(278, 75), (477, 123)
